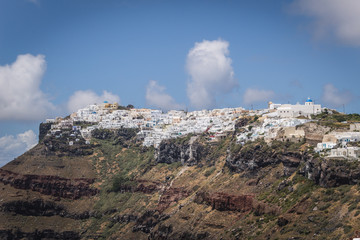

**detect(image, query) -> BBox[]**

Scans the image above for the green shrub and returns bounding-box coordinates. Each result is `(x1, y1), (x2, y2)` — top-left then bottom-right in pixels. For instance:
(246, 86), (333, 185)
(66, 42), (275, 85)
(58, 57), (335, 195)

(111, 175), (136, 192)
(324, 189), (335, 195)
(296, 225), (310, 235)
(343, 225), (352, 234)
(340, 195), (352, 204)
(348, 202), (358, 212)
(204, 167), (216, 177)
(319, 203), (331, 211)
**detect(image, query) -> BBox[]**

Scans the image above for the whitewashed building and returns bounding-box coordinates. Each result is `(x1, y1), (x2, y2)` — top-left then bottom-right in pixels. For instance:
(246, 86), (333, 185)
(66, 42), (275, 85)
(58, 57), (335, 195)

(276, 98), (321, 118)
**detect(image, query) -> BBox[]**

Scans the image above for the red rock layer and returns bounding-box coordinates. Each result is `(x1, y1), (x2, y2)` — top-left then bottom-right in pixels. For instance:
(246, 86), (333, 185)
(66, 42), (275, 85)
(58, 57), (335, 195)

(195, 192), (254, 212)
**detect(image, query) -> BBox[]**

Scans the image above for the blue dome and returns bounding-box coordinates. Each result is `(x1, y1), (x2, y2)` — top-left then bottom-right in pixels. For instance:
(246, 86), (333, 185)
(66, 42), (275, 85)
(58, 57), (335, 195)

(104, 101), (108, 103)
(306, 98), (313, 102)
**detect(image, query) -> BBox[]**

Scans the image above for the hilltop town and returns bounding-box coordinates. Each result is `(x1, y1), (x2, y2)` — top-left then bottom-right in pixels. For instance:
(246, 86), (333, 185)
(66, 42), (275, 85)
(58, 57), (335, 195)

(45, 97), (360, 160)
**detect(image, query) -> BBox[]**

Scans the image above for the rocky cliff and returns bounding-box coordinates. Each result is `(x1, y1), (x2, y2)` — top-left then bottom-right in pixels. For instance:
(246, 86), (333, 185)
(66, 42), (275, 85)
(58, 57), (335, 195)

(156, 136), (207, 166)
(226, 139), (304, 177)
(2, 121), (360, 240)
(301, 157), (360, 187)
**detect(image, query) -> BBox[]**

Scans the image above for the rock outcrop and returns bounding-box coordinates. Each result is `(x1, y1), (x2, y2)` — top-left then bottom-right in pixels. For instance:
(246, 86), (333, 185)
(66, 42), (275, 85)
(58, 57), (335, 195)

(156, 137), (207, 166)
(149, 224), (174, 240)
(0, 199), (93, 219)
(194, 192), (253, 212)
(300, 157), (360, 187)
(0, 169), (98, 199)
(39, 122), (52, 142)
(43, 138), (93, 156)
(157, 187), (190, 212)
(132, 210), (170, 234)
(1, 199), (66, 216)
(112, 214), (138, 224)
(226, 141), (303, 176)
(235, 117), (251, 129)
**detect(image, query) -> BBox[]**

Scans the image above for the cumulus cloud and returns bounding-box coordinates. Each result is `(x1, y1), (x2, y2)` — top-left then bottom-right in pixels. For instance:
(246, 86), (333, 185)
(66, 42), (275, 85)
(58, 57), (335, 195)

(146, 80), (184, 111)
(186, 39), (238, 109)
(67, 90), (120, 113)
(243, 88), (275, 105)
(0, 130), (37, 167)
(322, 83), (353, 107)
(0, 54), (55, 121)
(291, 0), (360, 46)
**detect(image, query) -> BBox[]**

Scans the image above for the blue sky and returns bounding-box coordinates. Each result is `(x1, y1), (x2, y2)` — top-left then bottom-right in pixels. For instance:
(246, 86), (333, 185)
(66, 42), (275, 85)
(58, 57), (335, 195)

(1, 0), (360, 166)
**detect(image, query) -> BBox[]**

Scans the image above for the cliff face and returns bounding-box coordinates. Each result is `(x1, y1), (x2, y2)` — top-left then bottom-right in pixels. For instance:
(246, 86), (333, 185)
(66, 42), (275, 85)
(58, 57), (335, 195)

(301, 157), (360, 187)
(156, 137), (207, 166)
(2, 124), (360, 240)
(39, 122), (52, 142)
(42, 138), (94, 157)
(225, 140), (304, 177)
(0, 169), (98, 199)
(1, 199), (65, 217)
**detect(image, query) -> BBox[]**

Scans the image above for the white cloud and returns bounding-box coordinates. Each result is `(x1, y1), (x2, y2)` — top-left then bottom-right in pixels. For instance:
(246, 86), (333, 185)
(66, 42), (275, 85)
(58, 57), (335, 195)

(0, 54), (55, 121)
(322, 83), (353, 107)
(146, 80), (184, 111)
(186, 39), (238, 109)
(291, 0), (360, 46)
(243, 88), (275, 105)
(0, 130), (37, 167)
(67, 90), (120, 113)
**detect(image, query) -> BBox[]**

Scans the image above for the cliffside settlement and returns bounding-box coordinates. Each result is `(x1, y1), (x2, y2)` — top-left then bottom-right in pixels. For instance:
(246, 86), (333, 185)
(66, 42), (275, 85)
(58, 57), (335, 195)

(44, 98), (360, 160)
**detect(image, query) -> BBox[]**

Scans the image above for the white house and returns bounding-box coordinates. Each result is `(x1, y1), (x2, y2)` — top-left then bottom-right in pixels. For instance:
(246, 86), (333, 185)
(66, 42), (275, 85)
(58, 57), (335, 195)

(316, 132), (360, 152)
(316, 142), (337, 152)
